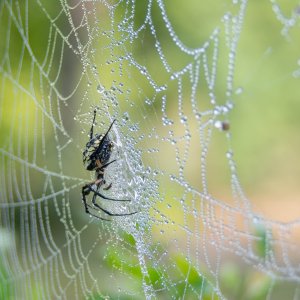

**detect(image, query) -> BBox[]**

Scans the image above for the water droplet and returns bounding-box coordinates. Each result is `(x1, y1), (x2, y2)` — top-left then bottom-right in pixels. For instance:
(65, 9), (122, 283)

(214, 120), (230, 131)
(226, 151), (233, 159)
(140, 67), (146, 75)
(97, 84), (105, 94)
(214, 120), (222, 129)
(122, 112), (129, 122)
(213, 106), (222, 115)
(156, 85), (167, 92)
(162, 116), (174, 126)
(235, 87), (244, 95)
(292, 70), (300, 78)
(226, 101), (234, 110)
(195, 112), (202, 120)
(180, 115), (188, 124)
(169, 175), (175, 181)
(145, 98), (153, 105)
(170, 73), (179, 80)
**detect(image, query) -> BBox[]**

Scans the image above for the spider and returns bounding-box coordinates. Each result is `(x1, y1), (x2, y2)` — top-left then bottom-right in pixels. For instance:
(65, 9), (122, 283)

(81, 110), (136, 220)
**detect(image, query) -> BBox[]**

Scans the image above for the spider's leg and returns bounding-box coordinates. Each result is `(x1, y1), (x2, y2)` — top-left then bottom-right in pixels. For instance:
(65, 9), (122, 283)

(85, 203), (110, 221)
(103, 183), (112, 191)
(97, 159), (117, 190)
(90, 109), (97, 139)
(82, 183), (110, 221)
(89, 186), (131, 202)
(99, 159), (117, 171)
(96, 119), (116, 150)
(91, 192), (137, 217)
(82, 181), (102, 211)
(102, 119), (116, 142)
(82, 184), (92, 215)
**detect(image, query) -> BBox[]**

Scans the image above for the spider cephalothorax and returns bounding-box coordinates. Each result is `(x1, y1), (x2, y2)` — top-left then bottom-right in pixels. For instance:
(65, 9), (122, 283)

(81, 110), (136, 220)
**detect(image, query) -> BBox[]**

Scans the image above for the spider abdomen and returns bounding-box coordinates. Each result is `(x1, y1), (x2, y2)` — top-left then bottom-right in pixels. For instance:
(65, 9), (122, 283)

(83, 134), (113, 171)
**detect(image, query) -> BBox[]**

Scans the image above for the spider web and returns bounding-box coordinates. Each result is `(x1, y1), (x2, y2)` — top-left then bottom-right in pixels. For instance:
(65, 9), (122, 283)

(1, 0), (300, 299)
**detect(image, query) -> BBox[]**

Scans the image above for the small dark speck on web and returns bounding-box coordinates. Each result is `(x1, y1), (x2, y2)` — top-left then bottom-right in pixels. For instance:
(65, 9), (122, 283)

(222, 121), (230, 131)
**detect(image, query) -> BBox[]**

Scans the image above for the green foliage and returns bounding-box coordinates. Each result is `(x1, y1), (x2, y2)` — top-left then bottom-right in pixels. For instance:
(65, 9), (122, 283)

(254, 223), (270, 260)
(0, 261), (14, 300)
(92, 232), (219, 299)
